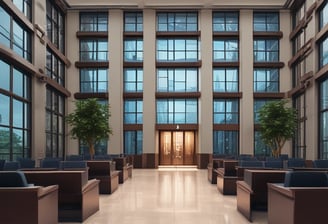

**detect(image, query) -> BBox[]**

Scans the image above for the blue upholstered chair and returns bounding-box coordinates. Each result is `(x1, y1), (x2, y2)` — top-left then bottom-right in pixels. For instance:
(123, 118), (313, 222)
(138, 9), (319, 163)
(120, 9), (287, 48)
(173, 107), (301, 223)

(83, 154), (91, 160)
(18, 158), (35, 168)
(0, 160), (5, 171)
(264, 160), (283, 169)
(279, 154), (289, 160)
(40, 158), (61, 169)
(66, 155), (84, 161)
(284, 171), (328, 187)
(313, 160), (328, 168)
(239, 160), (264, 167)
(3, 161), (21, 171)
(0, 171), (31, 187)
(287, 158), (306, 168)
(60, 161), (87, 170)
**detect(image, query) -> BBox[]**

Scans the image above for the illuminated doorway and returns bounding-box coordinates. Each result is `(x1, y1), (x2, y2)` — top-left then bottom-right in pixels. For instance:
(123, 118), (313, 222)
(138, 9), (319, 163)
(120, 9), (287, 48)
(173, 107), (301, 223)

(159, 131), (195, 165)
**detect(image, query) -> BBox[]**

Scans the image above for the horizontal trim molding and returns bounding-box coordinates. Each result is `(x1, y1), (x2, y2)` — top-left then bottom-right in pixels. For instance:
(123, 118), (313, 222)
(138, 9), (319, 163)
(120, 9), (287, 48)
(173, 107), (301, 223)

(155, 124), (198, 130)
(74, 92), (108, 99)
(75, 61), (109, 68)
(213, 92), (242, 98)
(156, 92), (201, 98)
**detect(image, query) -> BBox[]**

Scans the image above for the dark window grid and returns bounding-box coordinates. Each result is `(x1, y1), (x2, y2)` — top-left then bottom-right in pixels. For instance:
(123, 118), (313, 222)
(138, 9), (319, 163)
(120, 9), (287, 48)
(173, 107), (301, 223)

(124, 100), (143, 124)
(319, 1), (328, 30)
(79, 40), (108, 61)
(124, 12), (143, 32)
(156, 39), (199, 61)
(45, 89), (65, 158)
(156, 99), (198, 124)
(157, 12), (198, 32)
(253, 99), (276, 124)
(254, 131), (271, 156)
(124, 39), (143, 62)
(124, 131), (143, 155)
(213, 131), (239, 155)
(253, 12), (279, 32)
(124, 68), (143, 92)
(80, 12), (108, 32)
(0, 65), (31, 160)
(0, 8), (32, 62)
(46, 1), (64, 52)
(157, 68), (198, 92)
(80, 69), (108, 93)
(253, 69), (279, 92)
(213, 100), (239, 124)
(12, 0), (32, 21)
(319, 37), (328, 69)
(253, 39), (279, 62)
(212, 12), (239, 32)
(46, 50), (65, 86)
(213, 39), (239, 62)
(213, 68), (239, 92)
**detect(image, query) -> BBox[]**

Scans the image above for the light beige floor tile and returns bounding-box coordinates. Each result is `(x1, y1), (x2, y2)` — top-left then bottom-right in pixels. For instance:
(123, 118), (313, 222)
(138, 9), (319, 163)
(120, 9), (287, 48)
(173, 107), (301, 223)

(63, 169), (267, 224)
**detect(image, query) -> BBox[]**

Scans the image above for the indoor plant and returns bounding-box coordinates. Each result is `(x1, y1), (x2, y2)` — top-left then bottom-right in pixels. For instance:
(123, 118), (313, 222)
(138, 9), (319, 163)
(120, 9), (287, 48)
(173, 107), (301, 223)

(66, 98), (112, 158)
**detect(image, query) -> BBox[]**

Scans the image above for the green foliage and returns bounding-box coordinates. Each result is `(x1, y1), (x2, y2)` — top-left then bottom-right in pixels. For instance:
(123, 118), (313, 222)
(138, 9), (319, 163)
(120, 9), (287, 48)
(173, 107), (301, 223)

(65, 98), (112, 156)
(258, 100), (297, 157)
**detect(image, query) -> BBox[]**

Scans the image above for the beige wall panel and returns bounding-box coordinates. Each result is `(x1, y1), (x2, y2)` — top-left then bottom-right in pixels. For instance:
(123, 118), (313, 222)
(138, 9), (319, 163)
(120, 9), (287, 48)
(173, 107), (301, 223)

(239, 10), (254, 155)
(143, 9), (157, 154)
(32, 0), (47, 161)
(65, 11), (80, 155)
(199, 9), (213, 154)
(108, 10), (124, 155)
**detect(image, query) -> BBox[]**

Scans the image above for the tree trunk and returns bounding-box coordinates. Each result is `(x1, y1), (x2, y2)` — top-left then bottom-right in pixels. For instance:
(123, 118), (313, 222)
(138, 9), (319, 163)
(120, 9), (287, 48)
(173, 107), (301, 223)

(88, 141), (95, 159)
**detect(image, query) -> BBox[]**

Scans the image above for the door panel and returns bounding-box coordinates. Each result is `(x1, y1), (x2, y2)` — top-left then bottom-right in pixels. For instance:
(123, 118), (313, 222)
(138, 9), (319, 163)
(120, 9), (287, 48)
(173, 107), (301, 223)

(159, 131), (195, 165)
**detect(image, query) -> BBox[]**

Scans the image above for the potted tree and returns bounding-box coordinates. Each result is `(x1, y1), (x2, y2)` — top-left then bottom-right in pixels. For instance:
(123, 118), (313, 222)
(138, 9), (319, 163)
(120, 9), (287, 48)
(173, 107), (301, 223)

(66, 98), (112, 158)
(258, 100), (297, 158)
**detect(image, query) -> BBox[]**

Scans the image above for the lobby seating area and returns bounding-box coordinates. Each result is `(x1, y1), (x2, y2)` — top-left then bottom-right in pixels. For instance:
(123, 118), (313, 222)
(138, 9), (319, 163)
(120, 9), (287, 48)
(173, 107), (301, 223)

(0, 155), (133, 223)
(208, 155), (328, 223)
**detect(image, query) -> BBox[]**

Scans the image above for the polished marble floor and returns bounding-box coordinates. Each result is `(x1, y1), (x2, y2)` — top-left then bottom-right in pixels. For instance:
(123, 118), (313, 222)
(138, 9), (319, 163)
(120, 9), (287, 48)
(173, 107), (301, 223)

(67, 168), (267, 224)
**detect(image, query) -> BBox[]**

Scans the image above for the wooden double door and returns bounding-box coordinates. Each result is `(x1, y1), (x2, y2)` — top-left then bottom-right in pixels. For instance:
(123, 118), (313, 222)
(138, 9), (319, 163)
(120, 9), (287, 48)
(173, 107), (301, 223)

(159, 131), (195, 165)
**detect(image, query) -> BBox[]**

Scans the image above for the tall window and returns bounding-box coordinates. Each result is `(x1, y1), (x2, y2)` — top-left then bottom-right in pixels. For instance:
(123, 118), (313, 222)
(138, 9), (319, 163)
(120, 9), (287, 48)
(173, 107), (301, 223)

(0, 6), (32, 62)
(124, 131), (143, 155)
(46, 49), (65, 86)
(213, 39), (239, 62)
(319, 1), (328, 30)
(213, 131), (239, 155)
(45, 88), (65, 158)
(213, 99), (239, 124)
(124, 38), (143, 62)
(80, 39), (108, 61)
(213, 68), (238, 92)
(12, 0), (32, 21)
(46, 0), (65, 53)
(213, 12), (239, 32)
(254, 131), (271, 156)
(157, 99), (198, 124)
(254, 99), (276, 124)
(254, 68), (279, 92)
(319, 37), (328, 69)
(157, 12), (198, 32)
(124, 68), (143, 92)
(253, 12), (279, 32)
(124, 100), (143, 124)
(80, 12), (108, 32)
(253, 39), (279, 62)
(80, 68), (108, 93)
(319, 78), (328, 159)
(0, 59), (31, 160)
(124, 12), (143, 32)
(157, 39), (199, 62)
(157, 68), (198, 92)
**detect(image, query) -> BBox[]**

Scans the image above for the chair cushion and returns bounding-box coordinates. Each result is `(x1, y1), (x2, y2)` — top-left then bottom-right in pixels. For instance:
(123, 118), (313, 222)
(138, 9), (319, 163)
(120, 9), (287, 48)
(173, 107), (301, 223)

(284, 171), (328, 187)
(0, 171), (29, 187)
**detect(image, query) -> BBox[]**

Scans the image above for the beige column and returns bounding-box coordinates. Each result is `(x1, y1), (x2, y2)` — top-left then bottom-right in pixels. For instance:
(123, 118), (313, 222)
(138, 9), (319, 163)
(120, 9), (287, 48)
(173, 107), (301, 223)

(108, 10), (124, 155)
(65, 11), (80, 155)
(279, 10), (293, 156)
(142, 9), (156, 155)
(239, 10), (254, 155)
(31, 0), (47, 161)
(199, 9), (213, 155)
